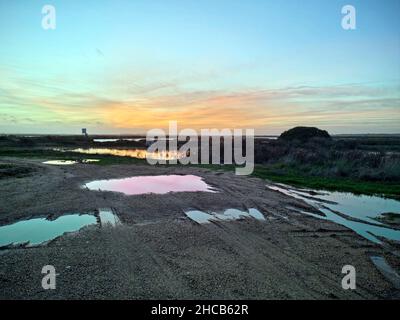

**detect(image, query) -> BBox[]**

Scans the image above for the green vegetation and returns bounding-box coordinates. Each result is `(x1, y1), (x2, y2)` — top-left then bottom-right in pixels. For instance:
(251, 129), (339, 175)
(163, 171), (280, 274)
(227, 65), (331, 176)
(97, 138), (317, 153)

(93, 156), (145, 165)
(251, 164), (400, 198)
(279, 126), (331, 142)
(0, 148), (146, 165)
(193, 163), (400, 198)
(1, 142), (399, 198)
(0, 148), (75, 159)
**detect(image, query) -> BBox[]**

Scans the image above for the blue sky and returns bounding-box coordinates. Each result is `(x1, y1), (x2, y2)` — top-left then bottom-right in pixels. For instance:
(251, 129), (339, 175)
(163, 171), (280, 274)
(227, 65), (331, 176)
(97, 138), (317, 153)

(0, 0), (399, 134)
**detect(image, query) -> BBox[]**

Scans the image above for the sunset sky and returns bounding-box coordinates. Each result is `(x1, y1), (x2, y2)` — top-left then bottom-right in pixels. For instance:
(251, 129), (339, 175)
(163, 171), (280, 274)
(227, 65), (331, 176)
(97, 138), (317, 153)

(0, 0), (399, 134)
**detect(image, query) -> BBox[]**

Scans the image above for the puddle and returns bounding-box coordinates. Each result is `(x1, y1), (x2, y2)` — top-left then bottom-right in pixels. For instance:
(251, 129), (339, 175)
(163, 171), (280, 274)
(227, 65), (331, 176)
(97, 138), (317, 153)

(93, 139), (120, 142)
(84, 175), (216, 195)
(43, 159), (100, 165)
(185, 208), (265, 224)
(69, 148), (185, 160)
(43, 160), (78, 165)
(295, 208), (400, 244)
(0, 208), (120, 247)
(98, 208), (121, 227)
(185, 210), (214, 224)
(370, 256), (400, 289)
(0, 214), (96, 247)
(82, 159), (100, 163)
(268, 184), (400, 244)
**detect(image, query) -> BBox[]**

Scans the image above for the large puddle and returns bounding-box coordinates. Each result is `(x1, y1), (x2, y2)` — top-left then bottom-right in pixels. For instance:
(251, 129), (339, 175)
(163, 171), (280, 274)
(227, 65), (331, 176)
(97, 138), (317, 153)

(0, 209), (119, 247)
(268, 184), (400, 244)
(84, 175), (216, 195)
(185, 208), (265, 224)
(69, 148), (186, 160)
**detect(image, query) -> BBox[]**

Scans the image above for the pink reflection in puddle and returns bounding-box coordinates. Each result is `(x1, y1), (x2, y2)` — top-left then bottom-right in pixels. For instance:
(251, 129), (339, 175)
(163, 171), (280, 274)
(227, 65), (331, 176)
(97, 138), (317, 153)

(84, 175), (217, 195)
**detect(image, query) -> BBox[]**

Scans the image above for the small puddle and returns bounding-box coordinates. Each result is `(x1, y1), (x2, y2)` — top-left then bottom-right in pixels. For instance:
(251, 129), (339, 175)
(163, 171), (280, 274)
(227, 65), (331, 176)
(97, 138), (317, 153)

(185, 208), (265, 224)
(93, 139), (120, 142)
(185, 210), (214, 224)
(82, 159), (100, 163)
(0, 208), (120, 248)
(68, 148), (185, 160)
(43, 159), (100, 165)
(84, 175), (216, 195)
(98, 208), (121, 227)
(43, 160), (78, 165)
(370, 256), (400, 289)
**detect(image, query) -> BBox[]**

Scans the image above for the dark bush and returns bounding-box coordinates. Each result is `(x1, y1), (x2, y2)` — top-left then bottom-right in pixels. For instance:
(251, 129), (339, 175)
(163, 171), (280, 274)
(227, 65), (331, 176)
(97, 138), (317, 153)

(279, 127), (331, 142)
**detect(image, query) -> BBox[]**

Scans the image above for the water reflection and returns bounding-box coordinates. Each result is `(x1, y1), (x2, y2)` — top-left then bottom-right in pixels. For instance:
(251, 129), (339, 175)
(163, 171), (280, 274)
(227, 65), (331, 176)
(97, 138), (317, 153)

(0, 208), (120, 247)
(43, 159), (100, 165)
(0, 214), (97, 247)
(43, 160), (77, 165)
(268, 184), (400, 244)
(370, 256), (400, 289)
(98, 208), (121, 227)
(185, 208), (265, 224)
(70, 148), (186, 160)
(93, 139), (120, 142)
(85, 175), (217, 195)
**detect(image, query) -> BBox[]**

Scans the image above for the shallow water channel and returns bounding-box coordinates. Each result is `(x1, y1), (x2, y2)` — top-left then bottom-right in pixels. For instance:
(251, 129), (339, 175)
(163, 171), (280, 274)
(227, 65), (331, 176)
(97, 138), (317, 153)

(268, 184), (400, 244)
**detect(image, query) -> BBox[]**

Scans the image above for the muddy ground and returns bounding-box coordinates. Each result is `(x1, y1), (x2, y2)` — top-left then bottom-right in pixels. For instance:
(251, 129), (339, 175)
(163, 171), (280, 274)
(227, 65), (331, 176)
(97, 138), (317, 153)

(0, 158), (399, 299)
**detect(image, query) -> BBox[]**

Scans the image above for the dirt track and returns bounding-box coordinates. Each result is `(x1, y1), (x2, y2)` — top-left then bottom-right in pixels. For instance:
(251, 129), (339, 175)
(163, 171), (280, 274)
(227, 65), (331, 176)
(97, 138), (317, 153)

(0, 158), (399, 299)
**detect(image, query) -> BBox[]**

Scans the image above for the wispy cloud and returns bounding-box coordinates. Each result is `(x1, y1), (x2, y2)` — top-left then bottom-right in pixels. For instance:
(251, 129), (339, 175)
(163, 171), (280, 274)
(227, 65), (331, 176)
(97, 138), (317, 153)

(1, 66), (399, 134)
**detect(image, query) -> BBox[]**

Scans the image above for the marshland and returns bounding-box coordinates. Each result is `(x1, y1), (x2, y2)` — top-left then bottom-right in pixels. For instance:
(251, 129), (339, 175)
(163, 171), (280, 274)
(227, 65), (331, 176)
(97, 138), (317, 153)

(1, 129), (399, 299)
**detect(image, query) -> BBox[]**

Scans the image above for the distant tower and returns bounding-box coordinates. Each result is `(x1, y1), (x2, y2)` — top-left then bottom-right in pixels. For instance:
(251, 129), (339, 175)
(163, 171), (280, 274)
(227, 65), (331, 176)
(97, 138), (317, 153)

(82, 128), (88, 137)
